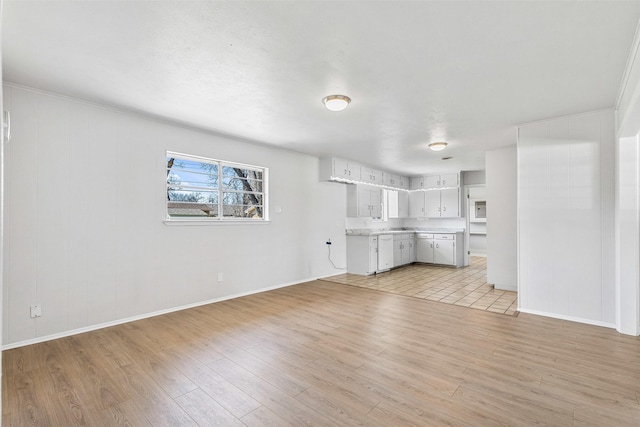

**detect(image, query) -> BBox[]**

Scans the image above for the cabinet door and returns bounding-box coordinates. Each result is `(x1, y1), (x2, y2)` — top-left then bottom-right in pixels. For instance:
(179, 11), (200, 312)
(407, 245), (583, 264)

(347, 162), (361, 181)
(333, 158), (349, 179)
(440, 188), (459, 217)
(370, 169), (382, 184)
(360, 167), (373, 183)
(369, 188), (382, 218)
(410, 176), (424, 190)
(397, 176), (408, 189)
(409, 191), (425, 218)
(382, 173), (394, 187)
(439, 173), (458, 188)
(425, 190), (441, 217)
(393, 239), (403, 267)
(434, 239), (455, 265)
(357, 187), (371, 217)
(401, 238), (411, 265)
(408, 238), (416, 263)
(360, 167), (382, 184)
(416, 238), (434, 263)
(424, 175), (441, 188)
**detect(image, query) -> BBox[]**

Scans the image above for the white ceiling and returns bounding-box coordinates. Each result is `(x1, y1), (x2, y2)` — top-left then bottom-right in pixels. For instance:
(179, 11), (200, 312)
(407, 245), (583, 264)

(3, 1), (640, 175)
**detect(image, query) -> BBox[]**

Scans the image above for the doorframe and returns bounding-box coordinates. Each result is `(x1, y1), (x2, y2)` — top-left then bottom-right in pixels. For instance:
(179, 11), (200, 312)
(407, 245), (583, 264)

(463, 184), (486, 266)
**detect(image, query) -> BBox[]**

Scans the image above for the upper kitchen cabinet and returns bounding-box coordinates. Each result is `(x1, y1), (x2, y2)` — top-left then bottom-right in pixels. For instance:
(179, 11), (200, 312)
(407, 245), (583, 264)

(424, 173), (459, 189)
(347, 184), (382, 218)
(319, 156), (409, 190)
(425, 187), (460, 218)
(410, 176), (424, 190)
(382, 173), (409, 190)
(319, 157), (361, 181)
(409, 191), (426, 218)
(332, 157), (361, 181)
(361, 167), (383, 185)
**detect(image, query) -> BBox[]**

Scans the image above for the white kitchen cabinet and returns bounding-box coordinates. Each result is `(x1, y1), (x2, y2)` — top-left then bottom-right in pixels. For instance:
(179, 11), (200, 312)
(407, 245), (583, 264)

(393, 234), (415, 267)
(361, 167), (383, 185)
(425, 188), (460, 218)
(409, 191), (426, 218)
(396, 175), (409, 190)
(377, 234), (394, 272)
(393, 237), (403, 267)
(346, 235), (378, 275)
(416, 233), (464, 267)
(424, 173), (459, 189)
(383, 173), (410, 190)
(410, 176), (424, 190)
(319, 157), (362, 181)
(434, 235), (455, 265)
(416, 234), (435, 263)
(441, 188), (459, 217)
(347, 184), (382, 218)
(334, 158), (361, 181)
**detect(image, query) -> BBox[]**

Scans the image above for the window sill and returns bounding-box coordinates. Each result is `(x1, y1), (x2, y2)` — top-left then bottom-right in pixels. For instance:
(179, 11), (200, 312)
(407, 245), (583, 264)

(164, 219), (271, 226)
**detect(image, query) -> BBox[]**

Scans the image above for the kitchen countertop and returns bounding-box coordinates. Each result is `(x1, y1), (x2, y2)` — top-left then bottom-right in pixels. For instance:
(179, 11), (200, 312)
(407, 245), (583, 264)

(346, 227), (464, 236)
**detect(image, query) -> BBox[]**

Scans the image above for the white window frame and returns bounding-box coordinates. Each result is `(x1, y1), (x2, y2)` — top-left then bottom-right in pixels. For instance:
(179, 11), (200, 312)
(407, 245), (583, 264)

(165, 151), (269, 223)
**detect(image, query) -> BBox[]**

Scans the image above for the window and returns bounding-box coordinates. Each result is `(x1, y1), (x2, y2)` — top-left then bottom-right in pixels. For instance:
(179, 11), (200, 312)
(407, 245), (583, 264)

(166, 152), (268, 221)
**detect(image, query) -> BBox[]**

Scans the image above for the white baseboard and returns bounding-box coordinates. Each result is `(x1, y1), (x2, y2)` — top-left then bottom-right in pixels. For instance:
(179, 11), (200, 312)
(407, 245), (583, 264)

(2, 276), (321, 350)
(518, 308), (616, 329)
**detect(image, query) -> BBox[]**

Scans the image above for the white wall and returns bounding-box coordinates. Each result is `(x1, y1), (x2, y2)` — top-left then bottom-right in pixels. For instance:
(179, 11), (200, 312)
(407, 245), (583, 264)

(518, 110), (616, 326)
(0, 0), (4, 409)
(615, 22), (640, 336)
(2, 84), (348, 347)
(616, 135), (640, 334)
(486, 147), (517, 291)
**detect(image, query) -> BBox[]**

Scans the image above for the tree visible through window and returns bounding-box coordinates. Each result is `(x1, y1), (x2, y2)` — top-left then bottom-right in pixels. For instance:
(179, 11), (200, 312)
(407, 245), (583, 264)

(166, 152), (267, 220)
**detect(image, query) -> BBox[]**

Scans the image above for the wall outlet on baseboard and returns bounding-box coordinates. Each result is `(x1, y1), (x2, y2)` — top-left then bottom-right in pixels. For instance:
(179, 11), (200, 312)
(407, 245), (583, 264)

(217, 272), (224, 282)
(30, 304), (41, 318)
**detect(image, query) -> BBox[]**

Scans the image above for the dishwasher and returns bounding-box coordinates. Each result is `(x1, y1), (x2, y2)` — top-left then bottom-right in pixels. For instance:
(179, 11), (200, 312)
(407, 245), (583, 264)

(377, 234), (394, 272)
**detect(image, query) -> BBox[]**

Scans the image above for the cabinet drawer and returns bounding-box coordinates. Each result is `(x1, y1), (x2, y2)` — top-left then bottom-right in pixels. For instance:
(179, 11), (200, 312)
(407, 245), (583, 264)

(435, 234), (454, 240)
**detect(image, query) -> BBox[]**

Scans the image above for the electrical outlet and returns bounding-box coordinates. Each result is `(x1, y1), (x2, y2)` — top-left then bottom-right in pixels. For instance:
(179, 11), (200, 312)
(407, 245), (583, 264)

(217, 272), (224, 282)
(30, 304), (41, 318)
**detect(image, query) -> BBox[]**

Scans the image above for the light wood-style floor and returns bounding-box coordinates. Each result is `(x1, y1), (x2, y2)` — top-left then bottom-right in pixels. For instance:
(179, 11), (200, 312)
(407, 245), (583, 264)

(4, 280), (640, 426)
(323, 257), (518, 315)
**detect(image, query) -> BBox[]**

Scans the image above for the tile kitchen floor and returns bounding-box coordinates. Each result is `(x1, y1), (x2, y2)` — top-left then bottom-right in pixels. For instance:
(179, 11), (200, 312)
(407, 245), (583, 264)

(323, 256), (518, 316)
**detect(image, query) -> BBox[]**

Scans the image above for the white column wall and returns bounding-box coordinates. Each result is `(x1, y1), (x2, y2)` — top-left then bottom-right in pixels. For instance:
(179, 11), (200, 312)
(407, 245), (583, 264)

(486, 146), (517, 291)
(2, 85), (348, 347)
(616, 135), (640, 335)
(518, 110), (616, 326)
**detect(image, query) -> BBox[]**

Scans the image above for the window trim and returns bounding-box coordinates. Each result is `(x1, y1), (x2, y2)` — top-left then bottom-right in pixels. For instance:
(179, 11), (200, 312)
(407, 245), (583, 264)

(165, 151), (269, 223)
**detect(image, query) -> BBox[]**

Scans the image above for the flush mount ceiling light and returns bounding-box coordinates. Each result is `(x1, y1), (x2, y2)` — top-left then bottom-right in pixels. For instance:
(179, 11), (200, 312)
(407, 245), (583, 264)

(322, 94), (351, 112)
(429, 142), (448, 151)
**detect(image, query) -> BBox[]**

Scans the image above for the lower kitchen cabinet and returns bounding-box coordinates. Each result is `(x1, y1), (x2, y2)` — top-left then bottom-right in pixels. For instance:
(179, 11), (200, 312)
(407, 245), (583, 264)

(346, 235), (378, 275)
(416, 232), (464, 267)
(393, 233), (415, 267)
